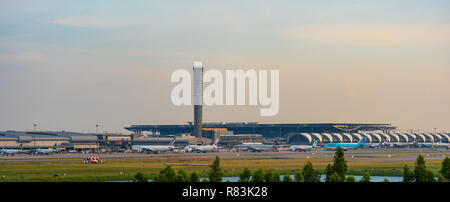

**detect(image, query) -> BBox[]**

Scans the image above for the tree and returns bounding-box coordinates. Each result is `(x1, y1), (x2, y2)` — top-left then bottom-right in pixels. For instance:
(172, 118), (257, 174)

(332, 147), (347, 181)
(414, 155), (427, 182)
(189, 172), (199, 182)
(283, 174), (293, 182)
(175, 169), (188, 182)
(437, 173), (446, 182)
(208, 155), (223, 182)
(328, 172), (341, 182)
(294, 170), (304, 182)
(239, 168), (251, 182)
(263, 170), (274, 182)
(325, 164), (334, 182)
(383, 178), (390, 182)
(156, 165), (176, 182)
(440, 157), (450, 181)
(402, 165), (414, 182)
(133, 172), (148, 182)
(272, 171), (281, 182)
(345, 176), (356, 182)
(302, 162), (320, 182)
(360, 171), (371, 182)
(251, 169), (264, 182)
(424, 169), (436, 182)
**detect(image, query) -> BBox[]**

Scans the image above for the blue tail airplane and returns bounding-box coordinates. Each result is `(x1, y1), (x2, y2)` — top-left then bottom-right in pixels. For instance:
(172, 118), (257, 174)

(324, 136), (369, 150)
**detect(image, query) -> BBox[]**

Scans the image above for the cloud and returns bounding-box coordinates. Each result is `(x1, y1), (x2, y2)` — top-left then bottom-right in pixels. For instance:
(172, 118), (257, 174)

(52, 16), (145, 28)
(284, 24), (450, 46)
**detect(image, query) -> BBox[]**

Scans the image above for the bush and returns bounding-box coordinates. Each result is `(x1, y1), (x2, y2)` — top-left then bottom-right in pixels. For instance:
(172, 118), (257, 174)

(263, 170), (274, 182)
(133, 172), (148, 182)
(345, 176), (356, 182)
(302, 162), (320, 182)
(283, 174), (293, 182)
(360, 171), (371, 182)
(189, 172), (199, 182)
(251, 169), (264, 182)
(156, 165), (176, 182)
(328, 172), (341, 182)
(402, 165), (414, 182)
(294, 170), (304, 182)
(272, 171), (281, 182)
(437, 174), (446, 182)
(239, 168), (251, 182)
(175, 169), (188, 182)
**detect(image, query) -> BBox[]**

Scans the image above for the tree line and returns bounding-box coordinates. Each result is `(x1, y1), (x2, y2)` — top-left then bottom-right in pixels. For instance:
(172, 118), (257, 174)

(133, 148), (450, 182)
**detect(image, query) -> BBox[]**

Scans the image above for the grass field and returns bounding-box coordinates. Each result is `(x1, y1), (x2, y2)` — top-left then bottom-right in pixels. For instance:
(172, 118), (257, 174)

(0, 155), (445, 182)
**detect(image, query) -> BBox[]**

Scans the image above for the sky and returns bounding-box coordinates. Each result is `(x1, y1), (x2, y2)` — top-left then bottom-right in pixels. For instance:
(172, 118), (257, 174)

(0, 0), (449, 133)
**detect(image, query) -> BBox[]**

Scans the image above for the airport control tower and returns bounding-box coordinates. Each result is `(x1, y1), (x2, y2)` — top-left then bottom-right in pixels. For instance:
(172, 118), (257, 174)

(193, 61), (203, 138)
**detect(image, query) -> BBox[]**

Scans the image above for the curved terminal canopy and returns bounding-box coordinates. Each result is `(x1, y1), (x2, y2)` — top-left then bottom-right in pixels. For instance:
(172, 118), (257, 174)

(389, 133), (400, 142)
(414, 133), (426, 142)
(423, 133), (435, 142)
(332, 133), (343, 143)
(321, 133), (333, 143)
(361, 133), (372, 143)
(341, 133), (353, 142)
(351, 133), (363, 142)
(300, 133), (312, 144)
(380, 133), (391, 142)
(311, 133), (323, 143)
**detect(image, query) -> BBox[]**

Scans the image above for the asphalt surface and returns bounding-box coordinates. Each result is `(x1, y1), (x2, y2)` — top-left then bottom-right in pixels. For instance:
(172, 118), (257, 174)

(0, 148), (448, 162)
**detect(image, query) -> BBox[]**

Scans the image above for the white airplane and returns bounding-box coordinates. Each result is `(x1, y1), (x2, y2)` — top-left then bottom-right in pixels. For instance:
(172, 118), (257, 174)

(393, 138), (418, 148)
(0, 144), (23, 155)
(367, 139), (391, 148)
(34, 143), (59, 155)
(184, 139), (219, 153)
(289, 141), (318, 152)
(432, 141), (450, 149)
(131, 137), (176, 154)
(233, 144), (279, 152)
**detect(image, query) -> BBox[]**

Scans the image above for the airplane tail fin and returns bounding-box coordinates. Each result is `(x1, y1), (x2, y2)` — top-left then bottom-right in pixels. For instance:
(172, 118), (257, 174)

(213, 139), (220, 147)
(19, 143), (23, 150)
(53, 143), (57, 150)
(169, 137), (176, 146)
(312, 140), (318, 147)
(358, 136), (368, 145)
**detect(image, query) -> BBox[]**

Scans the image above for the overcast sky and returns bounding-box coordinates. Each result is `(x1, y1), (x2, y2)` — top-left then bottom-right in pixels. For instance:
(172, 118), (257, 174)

(0, 0), (449, 133)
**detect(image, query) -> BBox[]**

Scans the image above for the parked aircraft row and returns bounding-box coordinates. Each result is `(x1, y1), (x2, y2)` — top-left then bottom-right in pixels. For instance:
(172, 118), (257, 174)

(0, 144), (60, 155)
(131, 138), (221, 153)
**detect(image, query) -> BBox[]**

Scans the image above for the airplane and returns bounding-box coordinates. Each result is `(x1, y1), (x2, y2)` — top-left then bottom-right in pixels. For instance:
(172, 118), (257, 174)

(324, 136), (368, 150)
(131, 137), (176, 154)
(367, 139), (391, 148)
(289, 140), (318, 152)
(0, 144), (24, 155)
(432, 140), (450, 149)
(184, 139), (220, 153)
(416, 142), (433, 148)
(34, 143), (59, 155)
(392, 138), (418, 148)
(233, 143), (279, 152)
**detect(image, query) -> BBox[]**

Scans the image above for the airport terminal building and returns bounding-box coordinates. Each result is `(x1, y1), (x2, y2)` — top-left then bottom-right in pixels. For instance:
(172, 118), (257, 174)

(125, 122), (449, 145)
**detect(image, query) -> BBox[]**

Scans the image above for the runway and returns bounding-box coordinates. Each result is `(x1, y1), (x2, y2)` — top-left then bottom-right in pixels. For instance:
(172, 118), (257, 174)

(1, 148), (448, 163)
